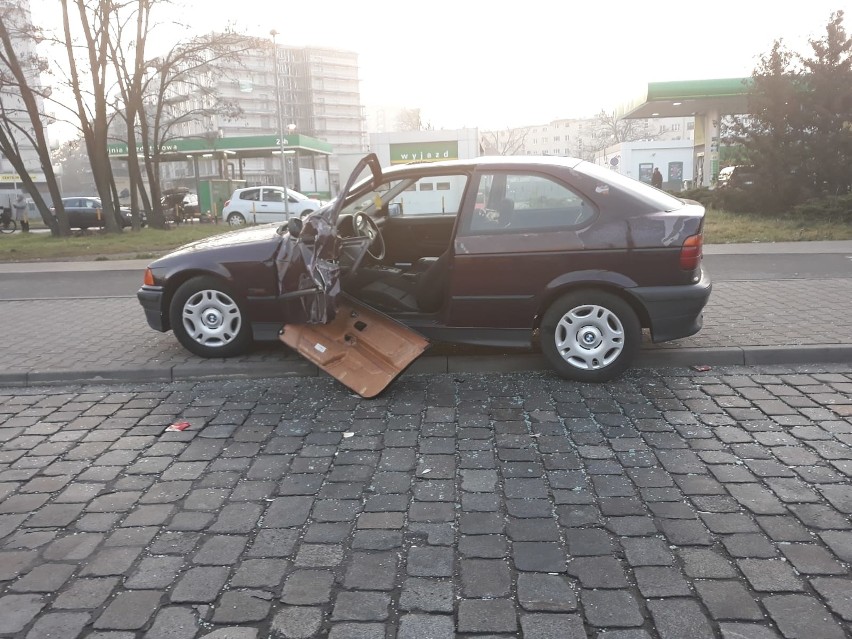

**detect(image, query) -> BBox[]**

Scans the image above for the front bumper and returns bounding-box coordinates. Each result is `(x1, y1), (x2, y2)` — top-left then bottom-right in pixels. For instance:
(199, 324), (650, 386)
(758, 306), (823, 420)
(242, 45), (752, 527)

(137, 286), (167, 332)
(631, 271), (712, 343)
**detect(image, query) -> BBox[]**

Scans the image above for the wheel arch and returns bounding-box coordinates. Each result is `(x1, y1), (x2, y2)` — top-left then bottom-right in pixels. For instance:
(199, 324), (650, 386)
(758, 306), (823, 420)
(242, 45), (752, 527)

(533, 273), (651, 334)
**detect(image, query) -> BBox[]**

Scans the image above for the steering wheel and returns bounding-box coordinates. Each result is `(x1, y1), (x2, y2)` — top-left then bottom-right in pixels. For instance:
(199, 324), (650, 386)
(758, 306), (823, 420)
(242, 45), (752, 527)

(353, 212), (386, 260)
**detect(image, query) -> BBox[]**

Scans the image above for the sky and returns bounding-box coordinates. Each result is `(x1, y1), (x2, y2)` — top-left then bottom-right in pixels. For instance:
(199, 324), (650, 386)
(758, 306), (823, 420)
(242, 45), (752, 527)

(30, 0), (850, 140)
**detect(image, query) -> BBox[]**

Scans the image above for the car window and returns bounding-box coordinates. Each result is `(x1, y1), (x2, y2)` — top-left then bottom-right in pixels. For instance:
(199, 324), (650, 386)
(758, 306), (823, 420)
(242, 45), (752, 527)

(239, 189), (261, 201)
(264, 189), (283, 203)
(339, 174), (468, 218)
(573, 161), (685, 212)
(467, 172), (595, 233)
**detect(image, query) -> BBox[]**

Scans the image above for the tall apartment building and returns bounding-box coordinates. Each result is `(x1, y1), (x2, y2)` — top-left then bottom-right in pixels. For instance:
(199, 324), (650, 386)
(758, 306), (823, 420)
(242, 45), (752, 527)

(0, 0), (49, 203)
(162, 40), (366, 191)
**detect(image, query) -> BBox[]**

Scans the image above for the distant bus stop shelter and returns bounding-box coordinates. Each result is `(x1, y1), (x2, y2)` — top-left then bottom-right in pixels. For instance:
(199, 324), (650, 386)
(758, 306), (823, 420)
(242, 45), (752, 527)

(618, 78), (752, 186)
(108, 133), (333, 212)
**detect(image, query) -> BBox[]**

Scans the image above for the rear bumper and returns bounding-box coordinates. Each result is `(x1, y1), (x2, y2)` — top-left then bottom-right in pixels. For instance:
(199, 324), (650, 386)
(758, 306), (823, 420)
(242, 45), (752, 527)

(137, 286), (168, 332)
(631, 271), (712, 343)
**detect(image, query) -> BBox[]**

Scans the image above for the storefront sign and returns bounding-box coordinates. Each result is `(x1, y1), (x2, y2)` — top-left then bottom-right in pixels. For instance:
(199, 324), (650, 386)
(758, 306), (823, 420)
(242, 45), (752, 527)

(390, 141), (459, 165)
(0, 173), (44, 182)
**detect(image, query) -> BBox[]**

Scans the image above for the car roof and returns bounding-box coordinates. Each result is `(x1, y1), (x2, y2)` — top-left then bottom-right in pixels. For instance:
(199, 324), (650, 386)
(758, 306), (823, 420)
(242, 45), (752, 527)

(380, 155), (585, 177)
(235, 185), (293, 191)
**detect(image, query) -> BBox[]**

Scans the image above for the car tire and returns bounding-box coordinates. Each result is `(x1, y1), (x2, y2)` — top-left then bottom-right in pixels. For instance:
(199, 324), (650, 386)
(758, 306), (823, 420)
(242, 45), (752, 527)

(169, 276), (252, 358)
(226, 212), (246, 226)
(540, 289), (641, 383)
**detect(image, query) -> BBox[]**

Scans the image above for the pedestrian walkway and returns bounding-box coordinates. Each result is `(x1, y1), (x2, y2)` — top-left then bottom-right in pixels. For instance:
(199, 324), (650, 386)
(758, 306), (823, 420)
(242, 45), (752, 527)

(2, 242), (851, 386)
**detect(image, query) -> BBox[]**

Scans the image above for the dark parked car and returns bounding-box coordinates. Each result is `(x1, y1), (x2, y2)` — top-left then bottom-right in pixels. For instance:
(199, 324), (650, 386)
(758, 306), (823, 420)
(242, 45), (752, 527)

(717, 165), (756, 189)
(55, 197), (138, 230)
(161, 187), (199, 224)
(138, 154), (710, 391)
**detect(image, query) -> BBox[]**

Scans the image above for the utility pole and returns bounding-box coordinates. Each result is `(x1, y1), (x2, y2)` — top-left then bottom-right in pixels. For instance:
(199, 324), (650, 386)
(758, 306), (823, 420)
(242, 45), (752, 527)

(270, 29), (290, 218)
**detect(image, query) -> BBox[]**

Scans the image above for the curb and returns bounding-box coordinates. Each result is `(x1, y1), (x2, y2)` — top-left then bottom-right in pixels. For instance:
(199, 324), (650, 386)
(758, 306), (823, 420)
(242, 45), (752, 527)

(1, 345), (850, 388)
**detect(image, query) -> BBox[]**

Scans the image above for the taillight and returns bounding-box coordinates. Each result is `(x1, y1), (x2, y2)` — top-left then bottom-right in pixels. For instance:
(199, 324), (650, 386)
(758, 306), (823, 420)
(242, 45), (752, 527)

(680, 234), (703, 270)
(143, 268), (155, 286)
(223, 200), (230, 208)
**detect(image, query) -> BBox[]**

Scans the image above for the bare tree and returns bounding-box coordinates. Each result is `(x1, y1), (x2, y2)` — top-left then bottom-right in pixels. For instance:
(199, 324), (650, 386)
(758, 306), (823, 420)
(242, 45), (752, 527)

(590, 110), (654, 155)
(52, 136), (94, 193)
(395, 108), (422, 131)
(106, 0), (149, 230)
(59, 0), (121, 232)
(582, 110), (657, 162)
(0, 1), (67, 234)
(133, 32), (252, 228)
(480, 126), (532, 155)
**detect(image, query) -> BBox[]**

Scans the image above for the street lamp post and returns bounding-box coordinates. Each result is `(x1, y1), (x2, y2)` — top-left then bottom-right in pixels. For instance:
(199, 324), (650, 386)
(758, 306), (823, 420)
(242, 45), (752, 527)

(270, 29), (291, 218)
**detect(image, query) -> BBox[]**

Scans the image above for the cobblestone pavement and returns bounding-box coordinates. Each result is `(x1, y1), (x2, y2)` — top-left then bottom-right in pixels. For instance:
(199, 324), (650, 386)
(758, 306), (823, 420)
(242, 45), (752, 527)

(0, 365), (851, 638)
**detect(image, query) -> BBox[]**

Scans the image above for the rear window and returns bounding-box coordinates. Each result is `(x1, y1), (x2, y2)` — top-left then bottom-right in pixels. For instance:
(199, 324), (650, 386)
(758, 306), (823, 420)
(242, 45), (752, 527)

(573, 161), (685, 212)
(239, 189), (260, 201)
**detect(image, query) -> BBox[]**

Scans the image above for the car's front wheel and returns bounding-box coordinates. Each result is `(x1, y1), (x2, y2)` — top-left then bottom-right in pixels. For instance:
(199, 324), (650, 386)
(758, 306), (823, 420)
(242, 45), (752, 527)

(169, 276), (252, 358)
(226, 212), (246, 226)
(540, 290), (640, 383)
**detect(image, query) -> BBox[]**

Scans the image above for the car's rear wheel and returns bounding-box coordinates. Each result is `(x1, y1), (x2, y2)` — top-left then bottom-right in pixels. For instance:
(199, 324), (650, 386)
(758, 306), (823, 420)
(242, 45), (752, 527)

(540, 290), (640, 383)
(227, 212), (246, 226)
(169, 276), (252, 358)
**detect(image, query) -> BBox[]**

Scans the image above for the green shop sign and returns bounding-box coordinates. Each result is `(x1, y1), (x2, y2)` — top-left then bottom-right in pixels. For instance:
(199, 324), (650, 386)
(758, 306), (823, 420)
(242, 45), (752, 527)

(389, 141), (459, 165)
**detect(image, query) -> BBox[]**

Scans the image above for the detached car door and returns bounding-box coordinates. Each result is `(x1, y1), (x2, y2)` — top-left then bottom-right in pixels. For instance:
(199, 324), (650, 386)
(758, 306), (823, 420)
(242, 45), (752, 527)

(275, 154), (429, 397)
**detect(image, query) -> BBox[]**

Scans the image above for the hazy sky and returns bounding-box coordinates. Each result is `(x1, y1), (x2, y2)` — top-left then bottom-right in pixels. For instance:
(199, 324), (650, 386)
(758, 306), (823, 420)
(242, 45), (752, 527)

(32, 0), (848, 136)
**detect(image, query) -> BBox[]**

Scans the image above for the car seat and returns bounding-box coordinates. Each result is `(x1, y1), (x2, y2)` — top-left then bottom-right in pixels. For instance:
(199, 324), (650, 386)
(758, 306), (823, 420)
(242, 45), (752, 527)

(497, 198), (514, 227)
(354, 249), (451, 313)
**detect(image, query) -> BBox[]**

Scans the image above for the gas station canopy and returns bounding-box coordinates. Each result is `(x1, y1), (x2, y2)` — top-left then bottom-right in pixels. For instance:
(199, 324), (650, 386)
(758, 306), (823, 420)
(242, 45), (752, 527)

(617, 78), (753, 120)
(107, 133), (332, 161)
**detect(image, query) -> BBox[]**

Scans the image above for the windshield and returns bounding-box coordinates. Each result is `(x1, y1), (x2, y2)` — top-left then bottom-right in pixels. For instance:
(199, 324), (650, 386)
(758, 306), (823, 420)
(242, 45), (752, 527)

(338, 177), (417, 217)
(574, 161), (686, 212)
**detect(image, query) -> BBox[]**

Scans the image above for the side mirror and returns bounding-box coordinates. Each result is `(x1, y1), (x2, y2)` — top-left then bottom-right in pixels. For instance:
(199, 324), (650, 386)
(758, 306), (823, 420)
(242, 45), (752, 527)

(287, 217), (303, 238)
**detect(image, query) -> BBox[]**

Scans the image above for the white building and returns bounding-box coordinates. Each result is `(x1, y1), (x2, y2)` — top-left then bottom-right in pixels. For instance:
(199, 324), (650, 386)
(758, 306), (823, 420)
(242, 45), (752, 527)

(344, 129), (480, 214)
(0, 0), (49, 205)
(369, 129), (479, 167)
(481, 116), (694, 161)
(595, 139), (695, 190)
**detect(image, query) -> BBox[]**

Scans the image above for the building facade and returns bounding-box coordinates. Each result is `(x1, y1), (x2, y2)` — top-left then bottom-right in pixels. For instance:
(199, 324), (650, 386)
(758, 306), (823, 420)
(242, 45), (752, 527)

(481, 116), (694, 161)
(594, 139), (696, 190)
(160, 40), (366, 194)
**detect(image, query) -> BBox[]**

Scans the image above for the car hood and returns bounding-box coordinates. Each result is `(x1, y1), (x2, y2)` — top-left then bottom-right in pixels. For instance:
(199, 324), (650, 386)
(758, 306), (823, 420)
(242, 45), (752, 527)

(153, 224), (283, 262)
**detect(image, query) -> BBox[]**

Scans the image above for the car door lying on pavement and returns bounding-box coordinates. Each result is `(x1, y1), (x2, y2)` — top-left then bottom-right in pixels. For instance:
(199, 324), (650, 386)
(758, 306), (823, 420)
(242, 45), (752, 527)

(275, 154), (431, 397)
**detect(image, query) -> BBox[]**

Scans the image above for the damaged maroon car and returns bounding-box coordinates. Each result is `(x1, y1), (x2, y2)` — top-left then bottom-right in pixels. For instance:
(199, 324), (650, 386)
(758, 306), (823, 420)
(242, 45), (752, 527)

(138, 153), (710, 395)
